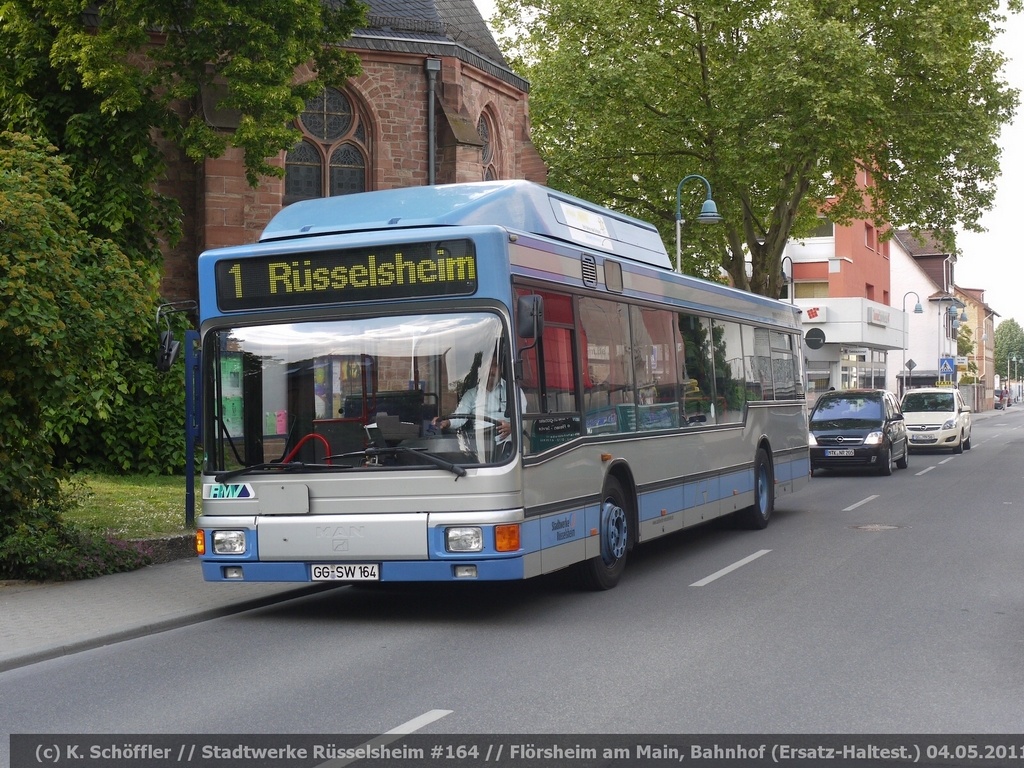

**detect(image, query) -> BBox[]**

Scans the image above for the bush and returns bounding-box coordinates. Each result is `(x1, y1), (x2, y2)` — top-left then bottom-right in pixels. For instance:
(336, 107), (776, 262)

(0, 517), (153, 581)
(0, 132), (154, 512)
(0, 484), (153, 581)
(57, 345), (190, 475)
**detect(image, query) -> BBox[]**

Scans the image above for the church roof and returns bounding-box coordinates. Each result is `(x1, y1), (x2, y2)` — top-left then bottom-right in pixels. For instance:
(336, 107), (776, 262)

(349, 0), (528, 92)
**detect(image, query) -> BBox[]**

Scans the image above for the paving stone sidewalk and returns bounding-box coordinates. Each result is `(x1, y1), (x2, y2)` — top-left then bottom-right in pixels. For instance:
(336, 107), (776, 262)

(0, 558), (324, 672)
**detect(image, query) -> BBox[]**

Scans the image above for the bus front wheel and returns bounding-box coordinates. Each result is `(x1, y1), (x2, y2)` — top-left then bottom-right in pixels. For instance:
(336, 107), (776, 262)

(738, 447), (774, 530)
(580, 477), (631, 590)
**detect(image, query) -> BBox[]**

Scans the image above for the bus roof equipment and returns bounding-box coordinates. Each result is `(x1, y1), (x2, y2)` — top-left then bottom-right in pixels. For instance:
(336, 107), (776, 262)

(259, 180), (673, 271)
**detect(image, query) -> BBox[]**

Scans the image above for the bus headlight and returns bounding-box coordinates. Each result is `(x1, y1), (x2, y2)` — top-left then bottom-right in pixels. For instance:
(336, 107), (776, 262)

(446, 527), (483, 552)
(212, 530), (247, 555)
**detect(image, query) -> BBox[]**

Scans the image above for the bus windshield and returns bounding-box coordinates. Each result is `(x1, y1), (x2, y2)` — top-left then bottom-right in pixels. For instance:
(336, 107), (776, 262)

(205, 312), (512, 473)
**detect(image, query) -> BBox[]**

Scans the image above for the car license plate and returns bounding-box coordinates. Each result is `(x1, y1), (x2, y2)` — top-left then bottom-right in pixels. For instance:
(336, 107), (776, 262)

(824, 449), (855, 457)
(910, 434), (930, 442)
(311, 563), (379, 581)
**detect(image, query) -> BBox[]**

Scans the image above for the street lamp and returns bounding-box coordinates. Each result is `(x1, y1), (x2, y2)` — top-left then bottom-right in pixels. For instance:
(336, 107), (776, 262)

(675, 174), (724, 273)
(901, 291), (923, 394)
(781, 255), (795, 304)
(937, 301), (952, 383)
(1014, 354), (1020, 403)
(1008, 354), (1013, 402)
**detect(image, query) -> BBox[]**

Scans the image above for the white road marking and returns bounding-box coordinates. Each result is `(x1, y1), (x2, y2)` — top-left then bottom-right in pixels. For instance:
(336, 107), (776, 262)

(843, 495), (878, 512)
(315, 709), (453, 768)
(690, 549), (771, 587)
(915, 466), (935, 476)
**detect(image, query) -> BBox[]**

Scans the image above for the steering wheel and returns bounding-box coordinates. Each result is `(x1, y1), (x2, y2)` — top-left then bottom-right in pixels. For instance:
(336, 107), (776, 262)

(445, 412), (501, 427)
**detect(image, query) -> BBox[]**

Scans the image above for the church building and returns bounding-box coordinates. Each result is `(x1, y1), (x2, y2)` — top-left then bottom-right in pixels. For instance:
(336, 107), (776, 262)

(158, 0), (547, 302)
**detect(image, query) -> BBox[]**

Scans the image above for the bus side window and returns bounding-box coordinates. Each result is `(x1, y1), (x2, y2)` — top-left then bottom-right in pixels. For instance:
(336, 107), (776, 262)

(630, 305), (680, 430)
(752, 327), (775, 400)
(516, 288), (581, 454)
(580, 297), (634, 434)
(677, 313), (716, 424)
(712, 319), (748, 424)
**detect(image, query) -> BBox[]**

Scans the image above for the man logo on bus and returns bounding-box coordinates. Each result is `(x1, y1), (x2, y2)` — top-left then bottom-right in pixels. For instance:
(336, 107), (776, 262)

(316, 525), (365, 539)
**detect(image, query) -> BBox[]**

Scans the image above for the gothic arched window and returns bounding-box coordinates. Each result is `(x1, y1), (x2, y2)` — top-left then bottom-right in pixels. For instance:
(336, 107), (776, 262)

(477, 112), (498, 180)
(285, 87), (369, 205)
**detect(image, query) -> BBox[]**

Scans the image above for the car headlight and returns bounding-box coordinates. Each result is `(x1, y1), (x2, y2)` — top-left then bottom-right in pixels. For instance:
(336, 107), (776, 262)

(863, 431), (883, 445)
(942, 418), (956, 430)
(808, 433), (818, 446)
(212, 530), (247, 555)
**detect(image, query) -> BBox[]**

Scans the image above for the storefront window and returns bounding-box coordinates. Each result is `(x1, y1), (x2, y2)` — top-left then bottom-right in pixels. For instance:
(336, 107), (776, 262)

(840, 347), (887, 391)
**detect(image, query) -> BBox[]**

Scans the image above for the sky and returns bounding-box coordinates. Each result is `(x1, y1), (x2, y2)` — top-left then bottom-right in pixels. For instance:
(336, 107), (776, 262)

(472, 1), (1024, 327)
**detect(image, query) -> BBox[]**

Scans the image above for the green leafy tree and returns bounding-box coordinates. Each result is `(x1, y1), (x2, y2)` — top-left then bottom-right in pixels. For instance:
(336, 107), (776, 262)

(495, 0), (1019, 296)
(1, 0), (367, 186)
(0, 0), (366, 478)
(956, 324), (978, 382)
(994, 318), (1024, 385)
(0, 132), (156, 577)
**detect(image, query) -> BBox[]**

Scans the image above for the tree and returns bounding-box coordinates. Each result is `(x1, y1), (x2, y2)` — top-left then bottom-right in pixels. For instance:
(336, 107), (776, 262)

(0, 132), (151, 517)
(495, 0), (1019, 296)
(0, 0), (367, 477)
(994, 318), (1024, 384)
(956, 324), (978, 382)
(1, 0), (367, 186)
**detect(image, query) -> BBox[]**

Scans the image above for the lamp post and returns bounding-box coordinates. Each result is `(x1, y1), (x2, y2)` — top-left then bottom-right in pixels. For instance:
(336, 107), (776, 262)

(901, 291), (923, 395)
(937, 300), (951, 384)
(1008, 354), (1013, 403)
(950, 307), (962, 385)
(1014, 354), (1020, 403)
(780, 255), (795, 304)
(675, 174), (724, 273)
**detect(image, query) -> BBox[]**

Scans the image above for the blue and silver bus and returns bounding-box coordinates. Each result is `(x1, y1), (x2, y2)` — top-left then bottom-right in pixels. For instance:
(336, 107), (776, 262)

(195, 180), (809, 589)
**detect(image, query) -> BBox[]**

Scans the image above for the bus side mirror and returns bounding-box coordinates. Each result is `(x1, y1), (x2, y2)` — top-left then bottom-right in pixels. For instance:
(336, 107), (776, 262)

(157, 330), (181, 372)
(154, 300), (196, 371)
(516, 295), (544, 340)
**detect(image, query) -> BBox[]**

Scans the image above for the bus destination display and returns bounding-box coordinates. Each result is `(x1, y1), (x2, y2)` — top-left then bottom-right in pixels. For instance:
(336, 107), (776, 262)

(215, 239), (477, 311)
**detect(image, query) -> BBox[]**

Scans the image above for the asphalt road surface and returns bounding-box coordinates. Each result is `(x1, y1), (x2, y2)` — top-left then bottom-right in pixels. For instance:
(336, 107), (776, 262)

(3, 408), (1022, 763)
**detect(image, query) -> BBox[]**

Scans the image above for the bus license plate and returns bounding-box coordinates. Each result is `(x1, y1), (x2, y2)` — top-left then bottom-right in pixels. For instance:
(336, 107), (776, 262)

(824, 449), (855, 457)
(311, 564), (380, 581)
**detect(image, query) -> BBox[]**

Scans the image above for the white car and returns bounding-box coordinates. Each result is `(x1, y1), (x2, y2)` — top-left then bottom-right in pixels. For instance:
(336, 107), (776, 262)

(900, 387), (972, 453)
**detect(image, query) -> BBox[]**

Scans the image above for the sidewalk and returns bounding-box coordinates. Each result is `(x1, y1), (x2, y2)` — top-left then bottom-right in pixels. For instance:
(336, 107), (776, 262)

(0, 558), (330, 672)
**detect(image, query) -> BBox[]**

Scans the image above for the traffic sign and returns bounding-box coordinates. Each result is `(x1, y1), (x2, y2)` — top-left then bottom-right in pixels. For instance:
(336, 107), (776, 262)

(804, 328), (826, 350)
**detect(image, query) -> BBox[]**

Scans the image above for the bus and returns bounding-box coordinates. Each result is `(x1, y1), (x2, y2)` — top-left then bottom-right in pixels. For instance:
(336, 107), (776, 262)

(193, 180), (809, 590)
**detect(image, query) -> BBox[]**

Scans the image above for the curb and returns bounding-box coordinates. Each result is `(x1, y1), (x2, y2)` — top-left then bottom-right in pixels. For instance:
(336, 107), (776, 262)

(134, 533), (196, 564)
(0, 583), (338, 673)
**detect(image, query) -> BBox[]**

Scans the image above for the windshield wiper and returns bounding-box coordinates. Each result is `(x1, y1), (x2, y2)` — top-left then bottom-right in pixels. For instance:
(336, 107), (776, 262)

(214, 460), (354, 483)
(328, 447), (467, 480)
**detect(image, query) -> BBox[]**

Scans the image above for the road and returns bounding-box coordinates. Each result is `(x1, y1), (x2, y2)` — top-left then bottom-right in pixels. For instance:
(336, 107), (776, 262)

(2, 409), (1023, 759)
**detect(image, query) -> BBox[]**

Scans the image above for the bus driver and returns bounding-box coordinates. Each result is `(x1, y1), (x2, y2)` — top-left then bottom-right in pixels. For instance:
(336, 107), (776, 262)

(433, 355), (524, 444)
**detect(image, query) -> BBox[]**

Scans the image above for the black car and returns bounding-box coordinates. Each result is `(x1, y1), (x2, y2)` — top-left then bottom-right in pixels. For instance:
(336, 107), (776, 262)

(808, 389), (909, 476)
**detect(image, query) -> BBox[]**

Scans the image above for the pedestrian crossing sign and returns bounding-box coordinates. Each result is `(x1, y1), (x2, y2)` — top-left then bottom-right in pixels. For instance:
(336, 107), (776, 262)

(939, 357), (954, 375)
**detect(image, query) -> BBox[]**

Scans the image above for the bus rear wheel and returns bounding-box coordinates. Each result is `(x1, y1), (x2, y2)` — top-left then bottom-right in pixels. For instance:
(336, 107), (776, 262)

(579, 477), (631, 590)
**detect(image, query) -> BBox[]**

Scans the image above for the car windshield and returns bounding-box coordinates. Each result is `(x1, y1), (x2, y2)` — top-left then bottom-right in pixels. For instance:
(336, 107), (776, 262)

(902, 392), (954, 412)
(810, 396), (882, 423)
